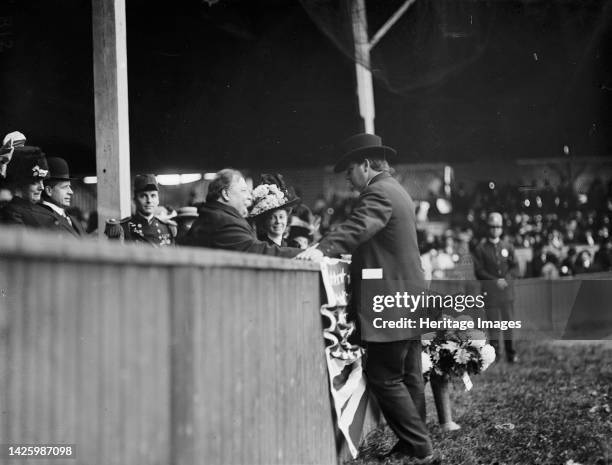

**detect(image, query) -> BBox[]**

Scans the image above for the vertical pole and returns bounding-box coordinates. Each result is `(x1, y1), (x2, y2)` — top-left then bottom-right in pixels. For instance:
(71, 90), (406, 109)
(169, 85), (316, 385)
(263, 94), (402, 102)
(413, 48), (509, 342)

(351, 0), (375, 134)
(92, 0), (132, 237)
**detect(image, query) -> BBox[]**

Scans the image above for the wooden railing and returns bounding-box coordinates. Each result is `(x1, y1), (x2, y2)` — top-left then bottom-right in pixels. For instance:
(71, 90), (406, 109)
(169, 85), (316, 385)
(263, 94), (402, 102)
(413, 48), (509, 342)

(430, 272), (612, 339)
(0, 227), (336, 465)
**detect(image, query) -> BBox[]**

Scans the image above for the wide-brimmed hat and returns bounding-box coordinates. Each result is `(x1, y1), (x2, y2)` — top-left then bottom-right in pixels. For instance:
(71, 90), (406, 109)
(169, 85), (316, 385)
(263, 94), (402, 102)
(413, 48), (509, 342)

(46, 157), (76, 181)
(176, 206), (199, 219)
(249, 173), (300, 218)
(1, 131), (26, 157)
(333, 133), (397, 173)
(5, 146), (48, 185)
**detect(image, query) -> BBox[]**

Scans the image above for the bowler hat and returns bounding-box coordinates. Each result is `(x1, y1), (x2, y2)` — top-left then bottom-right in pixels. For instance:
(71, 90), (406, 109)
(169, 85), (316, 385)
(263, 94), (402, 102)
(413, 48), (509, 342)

(333, 133), (397, 173)
(134, 174), (158, 193)
(5, 146), (48, 185)
(46, 157), (76, 181)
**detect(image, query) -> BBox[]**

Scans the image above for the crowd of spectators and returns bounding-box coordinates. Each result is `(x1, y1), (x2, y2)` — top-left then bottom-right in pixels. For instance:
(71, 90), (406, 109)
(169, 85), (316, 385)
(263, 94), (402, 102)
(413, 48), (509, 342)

(2, 129), (611, 279)
(425, 178), (612, 277)
(309, 177), (612, 279)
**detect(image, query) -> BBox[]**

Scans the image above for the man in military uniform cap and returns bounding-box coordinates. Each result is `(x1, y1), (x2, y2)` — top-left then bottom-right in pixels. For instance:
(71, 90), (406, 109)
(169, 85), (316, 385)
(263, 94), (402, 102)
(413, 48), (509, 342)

(105, 174), (176, 247)
(472, 212), (519, 363)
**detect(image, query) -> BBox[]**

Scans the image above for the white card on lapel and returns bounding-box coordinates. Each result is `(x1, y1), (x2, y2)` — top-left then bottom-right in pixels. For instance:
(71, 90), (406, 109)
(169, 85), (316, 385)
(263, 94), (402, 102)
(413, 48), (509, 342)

(362, 268), (383, 279)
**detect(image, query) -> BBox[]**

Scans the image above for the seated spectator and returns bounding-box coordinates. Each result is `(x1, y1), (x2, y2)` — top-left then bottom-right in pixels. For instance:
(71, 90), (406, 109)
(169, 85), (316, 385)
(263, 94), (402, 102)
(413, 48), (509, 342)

(574, 250), (597, 274)
(529, 245), (547, 278)
(40, 157), (85, 237)
(560, 247), (577, 276)
(174, 206), (199, 242)
(105, 174), (176, 247)
(249, 174), (300, 247)
(180, 169), (300, 257)
(287, 216), (314, 249)
(1, 146), (50, 227)
(594, 238), (612, 272)
(540, 253), (560, 279)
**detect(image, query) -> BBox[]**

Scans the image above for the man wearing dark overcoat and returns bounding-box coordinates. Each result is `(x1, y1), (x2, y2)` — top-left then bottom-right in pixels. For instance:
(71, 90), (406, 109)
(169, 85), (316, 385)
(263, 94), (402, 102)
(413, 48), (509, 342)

(297, 134), (434, 463)
(180, 168), (301, 258)
(39, 157), (85, 237)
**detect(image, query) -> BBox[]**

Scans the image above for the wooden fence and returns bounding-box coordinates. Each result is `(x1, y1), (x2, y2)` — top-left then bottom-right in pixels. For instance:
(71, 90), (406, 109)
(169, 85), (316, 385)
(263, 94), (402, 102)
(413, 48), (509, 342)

(431, 272), (612, 339)
(0, 228), (336, 465)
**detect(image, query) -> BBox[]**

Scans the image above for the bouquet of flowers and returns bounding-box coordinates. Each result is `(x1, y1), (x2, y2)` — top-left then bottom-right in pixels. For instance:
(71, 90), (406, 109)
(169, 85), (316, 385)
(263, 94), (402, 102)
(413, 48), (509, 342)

(421, 315), (496, 384)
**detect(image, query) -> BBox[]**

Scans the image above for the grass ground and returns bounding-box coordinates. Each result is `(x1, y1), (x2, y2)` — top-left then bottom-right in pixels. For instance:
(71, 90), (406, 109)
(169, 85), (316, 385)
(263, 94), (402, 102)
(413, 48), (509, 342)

(347, 340), (612, 465)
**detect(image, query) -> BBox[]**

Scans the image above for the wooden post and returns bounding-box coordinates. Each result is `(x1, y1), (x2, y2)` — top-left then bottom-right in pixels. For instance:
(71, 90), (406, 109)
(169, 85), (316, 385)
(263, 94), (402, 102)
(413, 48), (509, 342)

(92, 0), (131, 237)
(350, 0), (416, 135)
(351, 0), (375, 134)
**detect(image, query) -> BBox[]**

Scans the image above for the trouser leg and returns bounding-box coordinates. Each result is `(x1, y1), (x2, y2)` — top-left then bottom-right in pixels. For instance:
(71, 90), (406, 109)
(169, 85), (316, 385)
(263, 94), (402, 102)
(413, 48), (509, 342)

(500, 300), (515, 358)
(365, 340), (432, 457)
(485, 304), (502, 355)
(402, 340), (427, 422)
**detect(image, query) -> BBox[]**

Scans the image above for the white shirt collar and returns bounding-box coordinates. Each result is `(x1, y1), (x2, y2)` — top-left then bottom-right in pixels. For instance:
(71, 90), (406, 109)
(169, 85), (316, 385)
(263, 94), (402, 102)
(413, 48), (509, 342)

(42, 200), (66, 217)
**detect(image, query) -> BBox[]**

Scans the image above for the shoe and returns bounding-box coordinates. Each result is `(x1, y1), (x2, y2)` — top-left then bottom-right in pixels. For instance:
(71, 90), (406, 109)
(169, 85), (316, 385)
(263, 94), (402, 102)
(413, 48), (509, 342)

(378, 441), (414, 459)
(440, 421), (461, 432)
(380, 443), (440, 464)
(414, 454), (440, 464)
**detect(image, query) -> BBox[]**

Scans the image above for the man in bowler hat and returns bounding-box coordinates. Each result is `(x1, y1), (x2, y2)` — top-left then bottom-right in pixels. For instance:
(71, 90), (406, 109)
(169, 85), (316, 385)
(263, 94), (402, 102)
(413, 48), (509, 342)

(297, 134), (435, 463)
(105, 174), (176, 246)
(39, 157), (85, 237)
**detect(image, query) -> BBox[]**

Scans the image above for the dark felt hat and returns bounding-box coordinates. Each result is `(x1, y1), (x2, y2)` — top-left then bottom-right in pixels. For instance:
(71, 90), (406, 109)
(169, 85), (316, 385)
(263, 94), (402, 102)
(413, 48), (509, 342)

(333, 133), (397, 173)
(5, 146), (48, 185)
(288, 216), (314, 239)
(46, 157), (76, 181)
(134, 174), (158, 193)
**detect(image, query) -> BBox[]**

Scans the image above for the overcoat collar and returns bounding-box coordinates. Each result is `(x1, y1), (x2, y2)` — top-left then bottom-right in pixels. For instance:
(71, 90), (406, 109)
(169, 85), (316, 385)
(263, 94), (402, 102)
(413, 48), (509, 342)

(367, 171), (391, 187)
(205, 200), (244, 220)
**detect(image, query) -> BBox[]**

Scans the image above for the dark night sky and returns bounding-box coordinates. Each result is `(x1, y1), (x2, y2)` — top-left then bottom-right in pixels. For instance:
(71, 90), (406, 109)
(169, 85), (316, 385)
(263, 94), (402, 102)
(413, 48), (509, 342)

(0, 0), (610, 175)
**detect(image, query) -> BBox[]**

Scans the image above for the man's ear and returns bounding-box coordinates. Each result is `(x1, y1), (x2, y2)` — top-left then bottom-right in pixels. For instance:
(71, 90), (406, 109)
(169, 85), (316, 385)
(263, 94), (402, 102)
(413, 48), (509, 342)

(362, 159), (371, 171)
(43, 185), (52, 196)
(221, 188), (230, 202)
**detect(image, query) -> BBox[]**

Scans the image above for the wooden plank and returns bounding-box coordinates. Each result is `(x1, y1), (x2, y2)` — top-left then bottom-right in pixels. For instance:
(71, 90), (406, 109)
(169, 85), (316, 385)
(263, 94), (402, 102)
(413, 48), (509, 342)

(0, 228), (319, 272)
(92, 0), (132, 231)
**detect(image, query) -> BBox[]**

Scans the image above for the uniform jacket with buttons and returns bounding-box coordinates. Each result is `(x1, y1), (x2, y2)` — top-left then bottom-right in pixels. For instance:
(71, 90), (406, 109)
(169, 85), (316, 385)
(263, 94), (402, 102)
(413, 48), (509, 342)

(472, 238), (519, 304)
(317, 172), (426, 342)
(120, 212), (176, 247)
